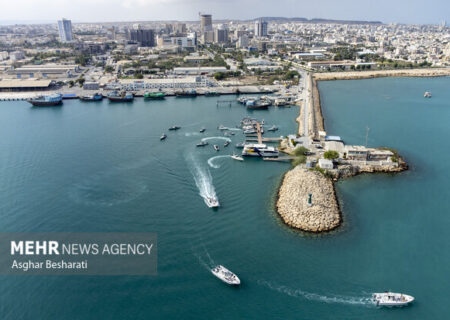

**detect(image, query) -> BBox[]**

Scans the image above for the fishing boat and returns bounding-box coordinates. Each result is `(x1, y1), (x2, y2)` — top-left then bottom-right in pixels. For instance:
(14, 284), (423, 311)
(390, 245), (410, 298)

(246, 99), (270, 110)
(231, 154), (244, 161)
(168, 126), (181, 131)
(242, 143), (279, 157)
(267, 125), (278, 132)
(372, 292), (414, 307)
(160, 134), (167, 141)
(80, 93), (103, 101)
(224, 141), (230, 147)
(196, 141), (208, 147)
(176, 89), (197, 97)
(211, 265), (240, 285)
(107, 91), (134, 102)
(424, 91), (432, 98)
(200, 127), (206, 133)
(144, 91), (166, 100)
(27, 93), (63, 107)
(213, 145), (220, 151)
(204, 195), (220, 208)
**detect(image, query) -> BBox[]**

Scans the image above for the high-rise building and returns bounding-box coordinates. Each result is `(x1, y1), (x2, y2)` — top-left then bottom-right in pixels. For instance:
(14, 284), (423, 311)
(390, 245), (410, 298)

(58, 18), (73, 42)
(236, 35), (249, 49)
(255, 19), (268, 37)
(174, 23), (187, 34)
(127, 27), (155, 47)
(200, 14), (213, 33)
(214, 24), (229, 43)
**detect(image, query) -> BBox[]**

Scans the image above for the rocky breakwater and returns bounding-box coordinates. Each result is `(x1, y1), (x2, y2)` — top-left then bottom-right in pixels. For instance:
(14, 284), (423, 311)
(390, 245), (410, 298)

(277, 166), (341, 232)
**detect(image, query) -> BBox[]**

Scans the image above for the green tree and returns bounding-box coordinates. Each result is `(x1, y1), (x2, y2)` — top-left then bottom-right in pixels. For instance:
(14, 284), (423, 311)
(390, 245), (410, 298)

(324, 150), (339, 160)
(104, 65), (114, 73)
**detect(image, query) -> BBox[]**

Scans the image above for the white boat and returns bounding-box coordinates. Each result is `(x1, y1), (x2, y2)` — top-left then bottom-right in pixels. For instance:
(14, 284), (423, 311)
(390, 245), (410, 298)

(372, 292), (414, 307)
(160, 134), (167, 140)
(218, 125), (228, 130)
(211, 265), (240, 285)
(424, 91), (432, 98)
(231, 154), (244, 161)
(267, 125), (278, 132)
(242, 143), (279, 157)
(204, 196), (219, 208)
(224, 141), (230, 147)
(213, 145), (220, 151)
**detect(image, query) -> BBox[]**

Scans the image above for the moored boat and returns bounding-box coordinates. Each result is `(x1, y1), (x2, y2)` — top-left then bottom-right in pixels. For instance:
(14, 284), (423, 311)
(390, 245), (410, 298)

(231, 154), (244, 161)
(211, 265), (240, 285)
(27, 93), (63, 107)
(144, 91), (166, 100)
(80, 93), (103, 101)
(267, 125), (278, 132)
(246, 99), (270, 110)
(204, 91), (220, 96)
(242, 143), (279, 157)
(235, 142), (245, 148)
(372, 292), (414, 307)
(176, 89), (197, 97)
(107, 91), (134, 102)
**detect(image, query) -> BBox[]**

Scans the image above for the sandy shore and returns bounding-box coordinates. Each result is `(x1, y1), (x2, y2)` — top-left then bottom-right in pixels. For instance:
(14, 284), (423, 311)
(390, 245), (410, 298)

(313, 68), (450, 81)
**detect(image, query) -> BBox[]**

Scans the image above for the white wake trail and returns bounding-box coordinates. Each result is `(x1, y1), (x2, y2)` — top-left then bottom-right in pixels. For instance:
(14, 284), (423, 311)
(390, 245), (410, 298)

(186, 153), (218, 207)
(207, 155), (231, 169)
(201, 136), (231, 143)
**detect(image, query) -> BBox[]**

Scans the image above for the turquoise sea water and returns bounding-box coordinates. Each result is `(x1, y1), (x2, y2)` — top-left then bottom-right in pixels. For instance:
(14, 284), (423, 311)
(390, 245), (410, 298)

(0, 78), (449, 319)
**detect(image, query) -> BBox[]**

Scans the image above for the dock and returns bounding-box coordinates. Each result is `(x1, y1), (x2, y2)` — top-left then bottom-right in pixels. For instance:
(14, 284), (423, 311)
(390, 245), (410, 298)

(263, 156), (295, 161)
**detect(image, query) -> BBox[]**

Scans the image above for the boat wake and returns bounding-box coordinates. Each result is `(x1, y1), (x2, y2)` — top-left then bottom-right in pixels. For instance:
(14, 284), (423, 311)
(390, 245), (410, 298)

(186, 153), (219, 208)
(221, 127), (241, 131)
(207, 155), (231, 169)
(258, 280), (374, 307)
(192, 243), (216, 271)
(201, 136), (231, 143)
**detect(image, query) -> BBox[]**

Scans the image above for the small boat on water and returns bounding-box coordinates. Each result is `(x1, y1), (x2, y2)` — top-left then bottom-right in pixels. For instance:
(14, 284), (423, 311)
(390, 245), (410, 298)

(211, 265), (240, 285)
(235, 142), (245, 149)
(200, 127), (206, 133)
(80, 93), (103, 101)
(218, 125), (228, 130)
(160, 134), (167, 141)
(107, 91), (134, 102)
(28, 93), (63, 107)
(424, 91), (432, 98)
(246, 99), (270, 110)
(196, 141), (208, 147)
(204, 195), (219, 208)
(144, 91), (166, 100)
(224, 141), (230, 147)
(231, 154), (244, 161)
(168, 126), (181, 131)
(372, 292), (414, 307)
(267, 125), (278, 132)
(176, 89), (197, 97)
(213, 145), (220, 151)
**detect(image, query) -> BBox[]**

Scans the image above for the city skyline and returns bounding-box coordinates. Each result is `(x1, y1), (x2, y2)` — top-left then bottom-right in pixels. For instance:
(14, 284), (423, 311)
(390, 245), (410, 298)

(0, 0), (449, 25)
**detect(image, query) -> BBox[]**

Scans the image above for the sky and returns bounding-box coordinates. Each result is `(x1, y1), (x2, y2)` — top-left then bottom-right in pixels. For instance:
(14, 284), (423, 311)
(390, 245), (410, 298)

(0, 0), (449, 25)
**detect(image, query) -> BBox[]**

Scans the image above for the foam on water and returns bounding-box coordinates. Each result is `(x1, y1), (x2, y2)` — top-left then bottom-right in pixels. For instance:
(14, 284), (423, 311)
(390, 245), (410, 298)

(207, 155), (231, 169)
(258, 280), (374, 307)
(201, 136), (231, 143)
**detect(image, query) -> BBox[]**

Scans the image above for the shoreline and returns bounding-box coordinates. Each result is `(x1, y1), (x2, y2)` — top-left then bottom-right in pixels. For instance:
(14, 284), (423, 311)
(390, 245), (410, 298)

(276, 70), (414, 233)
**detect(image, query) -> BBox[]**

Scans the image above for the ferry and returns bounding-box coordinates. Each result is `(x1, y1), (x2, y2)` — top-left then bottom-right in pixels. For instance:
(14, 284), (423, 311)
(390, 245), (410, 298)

(372, 292), (414, 307)
(424, 91), (432, 98)
(196, 141), (208, 147)
(160, 134), (167, 141)
(231, 154), (244, 161)
(107, 91), (134, 102)
(242, 143), (279, 157)
(144, 91), (166, 100)
(168, 126), (181, 131)
(28, 93), (63, 107)
(211, 265), (240, 285)
(176, 89), (197, 97)
(213, 145), (220, 151)
(205, 195), (219, 208)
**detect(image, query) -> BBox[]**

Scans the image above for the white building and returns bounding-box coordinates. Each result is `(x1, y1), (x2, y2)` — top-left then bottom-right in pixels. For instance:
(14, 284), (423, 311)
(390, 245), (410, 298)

(109, 77), (214, 90)
(318, 159), (334, 170)
(58, 18), (73, 42)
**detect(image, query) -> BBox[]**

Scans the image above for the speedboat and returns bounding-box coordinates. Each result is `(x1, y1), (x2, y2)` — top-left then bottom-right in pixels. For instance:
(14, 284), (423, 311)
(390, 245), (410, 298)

(160, 134), (167, 141)
(224, 141), (230, 147)
(424, 91), (432, 98)
(200, 127), (206, 133)
(267, 125), (278, 132)
(218, 125), (227, 130)
(168, 126), (181, 131)
(372, 292), (414, 307)
(196, 141), (208, 147)
(213, 145), (220, 151)
(231, 154), (244, 161)
(204, 196), (219, 208)
(211, 265), (240, 285)
(235, 142), (245, 149)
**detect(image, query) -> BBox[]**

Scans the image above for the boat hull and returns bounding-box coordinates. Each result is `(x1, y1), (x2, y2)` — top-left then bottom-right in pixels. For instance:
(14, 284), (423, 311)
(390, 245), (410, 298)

(108, 97), (133, 102)
(28, 100), (62, 107)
